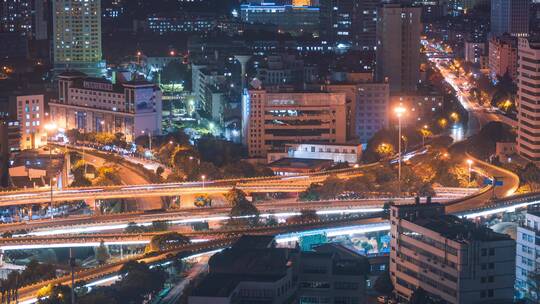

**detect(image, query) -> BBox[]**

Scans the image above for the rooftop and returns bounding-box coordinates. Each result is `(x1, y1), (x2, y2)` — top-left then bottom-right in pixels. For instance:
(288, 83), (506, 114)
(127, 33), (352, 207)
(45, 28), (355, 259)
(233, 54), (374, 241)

(268, 157), (333, 170)
(415, 215), (511, 243)
(395, 203), (511, 243)
(190, 273), (286, 298)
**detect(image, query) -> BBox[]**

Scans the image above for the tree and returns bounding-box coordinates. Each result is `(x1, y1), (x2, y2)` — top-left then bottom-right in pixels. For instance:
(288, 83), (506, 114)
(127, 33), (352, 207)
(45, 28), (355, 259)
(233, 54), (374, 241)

(521, 162), (540, 191)
(151, 220), (169, 232)
(38, 284), (72, 304)
(115, 261), (167, 303)
(374, 271), (393, 295)
(299, 184), (321, 201)
(93, 166), (121, 186)
(65, 129), (83, 144)
(145, 232), (190, 253)
(155, 166), (165, 177)
(194, 195), (212, 207)
(95, 241), (110, 265)
(286, 210), (319, 224)
(226, 188), (259, 226)
(317, 175), (345, 200)
(125, 222), (147, 234)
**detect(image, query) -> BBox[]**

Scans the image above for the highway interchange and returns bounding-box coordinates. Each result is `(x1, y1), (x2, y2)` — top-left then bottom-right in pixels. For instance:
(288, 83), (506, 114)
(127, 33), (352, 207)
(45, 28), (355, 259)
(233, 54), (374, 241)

(3, 41), (536, 304)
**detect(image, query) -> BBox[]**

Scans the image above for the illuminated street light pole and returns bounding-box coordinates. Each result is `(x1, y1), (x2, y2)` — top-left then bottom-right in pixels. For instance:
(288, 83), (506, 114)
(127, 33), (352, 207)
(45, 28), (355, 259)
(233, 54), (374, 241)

(45, 123), (57, 219)
(201, 175), (206, 189)
(467, 159), (473, 186)
(422, 124), (429, 147)
(394, 106), (406, 196)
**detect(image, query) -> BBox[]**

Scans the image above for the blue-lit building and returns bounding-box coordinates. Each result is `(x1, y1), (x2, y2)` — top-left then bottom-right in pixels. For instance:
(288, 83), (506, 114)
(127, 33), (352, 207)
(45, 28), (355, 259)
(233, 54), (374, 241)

(491, 0), (530, 37)
(240, 3), (320, 35)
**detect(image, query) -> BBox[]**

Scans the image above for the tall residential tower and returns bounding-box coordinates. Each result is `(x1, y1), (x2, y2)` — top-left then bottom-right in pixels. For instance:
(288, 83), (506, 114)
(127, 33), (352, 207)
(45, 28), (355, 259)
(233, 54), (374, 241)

(375, 4), (421, 93)
(52, 0), (105, 77)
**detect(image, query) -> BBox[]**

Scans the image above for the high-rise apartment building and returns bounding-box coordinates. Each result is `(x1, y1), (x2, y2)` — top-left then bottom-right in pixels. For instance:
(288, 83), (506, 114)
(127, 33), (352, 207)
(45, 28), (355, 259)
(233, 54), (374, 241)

(245, 89), (351, 158)
(49, 72), (162, 142)
(319, 0), (379, 50)
(516, 205), (540, 303)
(491, 0), (530, 37)
(52, 0), (105, 77)
(489, 35), (518, 80)
(375, 4), (421, 93)
(0, 0), (32, 35)
(517, 38), (540, 162)
(390, 203), (516, 303)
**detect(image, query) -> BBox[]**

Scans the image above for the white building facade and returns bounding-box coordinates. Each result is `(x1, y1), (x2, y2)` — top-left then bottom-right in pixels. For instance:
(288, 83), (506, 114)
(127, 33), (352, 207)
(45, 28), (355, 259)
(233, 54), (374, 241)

(16, 94), (46, 150)
(50, 72), (162, 142)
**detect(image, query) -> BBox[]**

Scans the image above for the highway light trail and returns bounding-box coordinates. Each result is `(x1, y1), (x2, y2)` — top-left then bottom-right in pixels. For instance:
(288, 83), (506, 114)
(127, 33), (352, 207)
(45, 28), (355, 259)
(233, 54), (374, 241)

(20, 208), (384, 237)
(20, 249), (225, 304)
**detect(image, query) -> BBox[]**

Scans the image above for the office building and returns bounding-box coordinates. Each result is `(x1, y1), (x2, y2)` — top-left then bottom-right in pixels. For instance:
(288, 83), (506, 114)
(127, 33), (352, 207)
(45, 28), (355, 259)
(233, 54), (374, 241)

(489, 35), (518, 81)
(255, 53), (317, 86)
(491, 0), (530, 37)
(240, 3), (320, 35)
(16, 94), (46, 150)
(375, 4), (422, 93)
(464, 41), (487, 64)
(52, 0), (105, 77)
(516, 204), (540, 303)
(49, 71), (162, 142)
(319, 0), (379, 50)
(389, 93), (445, 126)
(296, 243), (369, 304)
(390, 203), (516, 303)
(320, 82), (389, 143)
(517, 38), (540, 162)
(245, 89), (351, 158)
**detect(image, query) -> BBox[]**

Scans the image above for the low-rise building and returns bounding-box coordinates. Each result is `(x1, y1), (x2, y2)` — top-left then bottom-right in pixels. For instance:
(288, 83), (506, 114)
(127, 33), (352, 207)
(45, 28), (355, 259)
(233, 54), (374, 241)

(296, 243), (369, 304)
(188, 235), (295, 304)
(16, 94), (46, 150)
(267, 157), (334, 176)
(390, 203), (516, 303)
(49, 71), (162, 142)
(267, 142), (362, 164)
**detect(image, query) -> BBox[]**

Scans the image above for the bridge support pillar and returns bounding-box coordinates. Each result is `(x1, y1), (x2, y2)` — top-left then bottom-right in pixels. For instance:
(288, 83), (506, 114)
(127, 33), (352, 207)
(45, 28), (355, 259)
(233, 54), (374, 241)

(0, 249), (3, 267)
(86, 199), (100, 215)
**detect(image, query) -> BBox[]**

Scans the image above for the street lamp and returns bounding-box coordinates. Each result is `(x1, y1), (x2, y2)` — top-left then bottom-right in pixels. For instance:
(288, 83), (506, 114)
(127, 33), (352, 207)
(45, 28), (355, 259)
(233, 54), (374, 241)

(421, 125), (429, 147)
(201, 175), (206, 189)
(44, 123), (57, 219)
(141, 130), (152, 154)
(394, 106), (406, 196)
(100, 120), (105, 132)
(467, 159), (473, 186)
